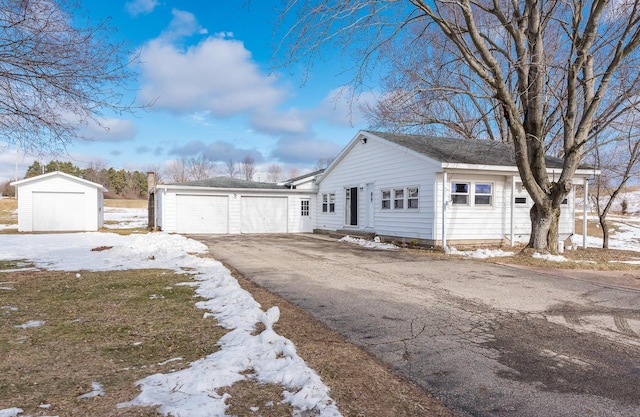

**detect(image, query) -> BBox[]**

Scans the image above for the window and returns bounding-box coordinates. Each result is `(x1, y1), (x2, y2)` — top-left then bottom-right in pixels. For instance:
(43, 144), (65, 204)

(451, 182), (469, 205)
(561, 198), (568, 205)
(381, 190), (391, 209)
(394, 189), (404, 209)
(322, 193), (336, 213)
(301, 200), (309, 216)
(407, 187), (419, 209)
(475, 183), (492, 205)
(515, 197), (527, 204)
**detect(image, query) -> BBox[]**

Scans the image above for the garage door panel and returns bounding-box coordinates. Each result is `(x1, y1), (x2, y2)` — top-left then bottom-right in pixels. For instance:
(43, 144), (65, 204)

(176, 195), (228, 234)
(32, 192), (84, 231)
(241, 197), (287, 233)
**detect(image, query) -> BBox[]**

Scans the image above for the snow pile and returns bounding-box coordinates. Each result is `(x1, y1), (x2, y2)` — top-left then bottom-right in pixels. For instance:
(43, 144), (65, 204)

(0, 409), (23, 417)
(14, 320), (45, 329)
(445, 247), (515, 259)
(532, 252), (567, 262)
(339, 235), (398, 250)
(78, 382), (105, 399)
(0, 232), (341, 417)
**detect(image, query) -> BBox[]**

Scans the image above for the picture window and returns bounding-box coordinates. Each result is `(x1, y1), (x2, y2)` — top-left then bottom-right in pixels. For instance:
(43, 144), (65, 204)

(451, 182), (469, 205)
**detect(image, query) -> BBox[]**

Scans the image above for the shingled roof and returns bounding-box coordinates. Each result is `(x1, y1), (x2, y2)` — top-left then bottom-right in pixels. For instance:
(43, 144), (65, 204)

(365, 130), (566, 169)
(172, 176), (287, 189)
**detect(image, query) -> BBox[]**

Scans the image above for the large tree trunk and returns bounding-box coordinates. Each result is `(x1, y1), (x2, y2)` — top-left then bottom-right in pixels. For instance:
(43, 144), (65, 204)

(528, 201), (561, 253)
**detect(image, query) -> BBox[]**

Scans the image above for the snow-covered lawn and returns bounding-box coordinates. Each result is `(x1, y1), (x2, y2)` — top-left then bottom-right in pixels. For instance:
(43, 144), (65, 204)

(0, 231), (341, 417)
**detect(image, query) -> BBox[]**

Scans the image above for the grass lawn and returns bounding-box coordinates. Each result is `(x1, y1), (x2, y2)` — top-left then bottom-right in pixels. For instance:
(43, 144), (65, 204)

(0, 265), (227, 416)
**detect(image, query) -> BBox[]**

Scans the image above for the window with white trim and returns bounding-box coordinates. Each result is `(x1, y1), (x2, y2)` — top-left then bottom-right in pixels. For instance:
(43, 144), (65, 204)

(394, 189), (404, 209)
(322, 193), (336, 213)
(381, 190), (391, 209)
(451, 182), (469, 205)
(474, 183), (493, 205)
(407, 187), (419, 209)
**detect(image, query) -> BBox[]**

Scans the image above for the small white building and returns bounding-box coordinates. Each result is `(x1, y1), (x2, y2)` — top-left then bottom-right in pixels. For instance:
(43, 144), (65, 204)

(11, 171), (107, 232)
(152, 175), (320, 234)
(315, 130), (596, 246)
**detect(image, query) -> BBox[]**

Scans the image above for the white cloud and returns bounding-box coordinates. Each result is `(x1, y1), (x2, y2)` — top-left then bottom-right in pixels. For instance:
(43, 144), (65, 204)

(139, 36), (287, 118)
(77, 118), (138, 142)
(125, 0), (158, 17)
(314, 87), (376, 127)
(159, 9), (208, 42)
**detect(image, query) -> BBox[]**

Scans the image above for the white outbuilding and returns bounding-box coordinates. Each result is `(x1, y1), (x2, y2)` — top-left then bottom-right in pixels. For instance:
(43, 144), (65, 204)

(11, 171), (107, 232)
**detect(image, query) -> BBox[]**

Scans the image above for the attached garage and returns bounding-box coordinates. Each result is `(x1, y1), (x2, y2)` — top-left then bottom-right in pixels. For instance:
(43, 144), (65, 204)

(241, 196), (288, 233)
(11, 171), (107, 232)
(176, 194), (229, 234)
(153, 176), (317, 235)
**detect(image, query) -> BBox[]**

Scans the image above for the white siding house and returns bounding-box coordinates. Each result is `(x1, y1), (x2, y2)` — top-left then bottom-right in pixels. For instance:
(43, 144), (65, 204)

(316, 130), (595, 247)
(11, 171), (107, 232)
(152, 176), (319, 234)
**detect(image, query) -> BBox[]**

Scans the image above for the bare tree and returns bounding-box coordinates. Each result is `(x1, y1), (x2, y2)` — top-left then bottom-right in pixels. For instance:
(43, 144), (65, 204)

(0, 0), (138, 153)
(266, 164), (283, 183)
(240, 155), (256, 181)
(224, 159), (238, 178)
(277, 0), (640, 252)
(589, 124), (640, 249)
(145, 163), (165, 184)
(167, 157), (189, 183)
(314, 157), (335, 171)
(187, 154), (217, 180)
(287, 167), (299, 180)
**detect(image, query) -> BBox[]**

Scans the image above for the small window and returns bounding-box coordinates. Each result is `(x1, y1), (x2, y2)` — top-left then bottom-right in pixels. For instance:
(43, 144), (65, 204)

(394, 189), (404, 209)
(301, 200), (310, 216)
(381, 190), (391, 209)
(451, 182), (469, 205)
(561, 198), (568, 205)
(475, 183), (492, 205)
(515, 197), (527, 204)
(407, 187), (419, 209)
(322, 193), (336, 213)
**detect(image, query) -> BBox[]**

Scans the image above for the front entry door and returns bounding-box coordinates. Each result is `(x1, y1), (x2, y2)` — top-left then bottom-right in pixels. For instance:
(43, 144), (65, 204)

(345, 187), (358, 226)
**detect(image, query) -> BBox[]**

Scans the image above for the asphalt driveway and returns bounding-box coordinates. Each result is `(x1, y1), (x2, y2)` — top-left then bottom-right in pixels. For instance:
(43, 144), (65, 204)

(193, 233), (640, 417)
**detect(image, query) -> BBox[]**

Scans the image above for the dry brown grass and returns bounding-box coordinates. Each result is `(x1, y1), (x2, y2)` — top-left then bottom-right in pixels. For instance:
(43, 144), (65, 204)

(0, 267), (226, 416)
(0, 197), (17, 225)
(104, 199), (147, 209)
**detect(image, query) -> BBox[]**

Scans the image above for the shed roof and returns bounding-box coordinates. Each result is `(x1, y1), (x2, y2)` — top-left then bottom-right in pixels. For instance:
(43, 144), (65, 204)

(10, 171), (107, 192)
(365, 130), (568, 168)
(173, 176), (287, 189)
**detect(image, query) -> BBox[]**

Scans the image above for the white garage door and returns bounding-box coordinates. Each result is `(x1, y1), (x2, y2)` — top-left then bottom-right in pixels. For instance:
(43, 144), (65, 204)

(241, 197), (288, 233)
(32, 192), (85, 231)
(176, 195), (228, 234)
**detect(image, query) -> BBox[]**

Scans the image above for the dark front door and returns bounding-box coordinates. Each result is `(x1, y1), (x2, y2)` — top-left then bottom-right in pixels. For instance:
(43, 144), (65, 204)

(346, 187), (358, 226)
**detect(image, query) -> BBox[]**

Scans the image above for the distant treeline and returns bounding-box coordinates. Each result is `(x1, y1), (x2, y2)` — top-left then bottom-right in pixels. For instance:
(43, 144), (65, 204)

(22, 160), (148, 199)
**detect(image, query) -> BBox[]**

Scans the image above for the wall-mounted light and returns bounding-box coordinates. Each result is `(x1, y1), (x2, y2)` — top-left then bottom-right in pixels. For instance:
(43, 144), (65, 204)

(360, 137), (367, 144)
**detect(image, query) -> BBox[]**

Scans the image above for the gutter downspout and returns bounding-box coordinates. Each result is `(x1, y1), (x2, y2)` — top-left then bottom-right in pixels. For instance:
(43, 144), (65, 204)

(510, 176), (516, 246)
(442, 171), (447, 249)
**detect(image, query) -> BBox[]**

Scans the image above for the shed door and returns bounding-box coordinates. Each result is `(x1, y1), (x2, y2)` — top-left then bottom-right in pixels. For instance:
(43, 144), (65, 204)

(32, 191), (85, 231)
(176, 195), (228, 234)
(241, 197), (288, 233)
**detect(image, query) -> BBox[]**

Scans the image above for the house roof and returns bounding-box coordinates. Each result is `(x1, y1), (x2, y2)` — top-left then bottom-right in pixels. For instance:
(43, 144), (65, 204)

(285, 169), (325, 183)
(365, 130), (568, 168)
(171, 176), (288, 189)
(10, 171), (108, 192)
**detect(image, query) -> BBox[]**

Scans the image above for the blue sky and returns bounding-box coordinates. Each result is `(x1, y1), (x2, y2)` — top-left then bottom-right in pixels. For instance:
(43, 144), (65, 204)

(0, 0), (373, 182)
